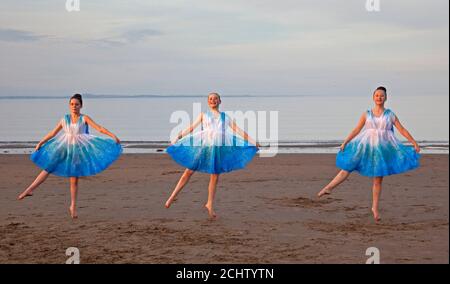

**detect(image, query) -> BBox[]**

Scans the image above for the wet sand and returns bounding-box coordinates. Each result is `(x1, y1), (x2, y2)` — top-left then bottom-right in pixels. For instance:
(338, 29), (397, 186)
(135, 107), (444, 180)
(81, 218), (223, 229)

(0, 154), (448, 263)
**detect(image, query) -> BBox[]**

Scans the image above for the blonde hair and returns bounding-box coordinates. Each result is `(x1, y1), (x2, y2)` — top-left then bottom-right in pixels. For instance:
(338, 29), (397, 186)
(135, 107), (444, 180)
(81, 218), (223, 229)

(208, 92), (221, 100)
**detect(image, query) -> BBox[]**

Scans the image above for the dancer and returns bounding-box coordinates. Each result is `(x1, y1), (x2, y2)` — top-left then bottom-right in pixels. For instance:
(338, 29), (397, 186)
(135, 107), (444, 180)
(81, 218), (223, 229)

(317, 86), (420, 222)
(165, 92), (259, 219)
(18, 94), (122, 218)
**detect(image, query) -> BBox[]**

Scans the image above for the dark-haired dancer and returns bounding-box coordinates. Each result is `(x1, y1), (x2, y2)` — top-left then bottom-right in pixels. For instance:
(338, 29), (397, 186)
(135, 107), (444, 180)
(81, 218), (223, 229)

(317, 87), (421, 222)
(18, 94), (122, 218)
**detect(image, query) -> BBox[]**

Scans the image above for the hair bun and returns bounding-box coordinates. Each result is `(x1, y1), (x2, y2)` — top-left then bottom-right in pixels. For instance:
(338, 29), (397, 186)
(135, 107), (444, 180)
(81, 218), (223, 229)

(70, 93), (83, 105)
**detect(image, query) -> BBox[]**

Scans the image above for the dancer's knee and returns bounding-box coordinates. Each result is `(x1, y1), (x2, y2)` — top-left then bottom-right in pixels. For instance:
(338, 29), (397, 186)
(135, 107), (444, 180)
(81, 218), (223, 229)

(70, 177), (79, 185)
(373, 177), (383, 186)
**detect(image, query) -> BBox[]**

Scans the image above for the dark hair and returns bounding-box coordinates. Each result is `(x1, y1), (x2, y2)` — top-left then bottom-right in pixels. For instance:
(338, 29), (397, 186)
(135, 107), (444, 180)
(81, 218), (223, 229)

(70, 93), (83, 106)
(374, 86), (387, 95)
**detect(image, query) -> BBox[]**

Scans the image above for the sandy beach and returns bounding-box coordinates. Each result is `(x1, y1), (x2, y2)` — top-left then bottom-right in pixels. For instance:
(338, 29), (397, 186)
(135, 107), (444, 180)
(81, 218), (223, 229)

(0, 154), (448, 264)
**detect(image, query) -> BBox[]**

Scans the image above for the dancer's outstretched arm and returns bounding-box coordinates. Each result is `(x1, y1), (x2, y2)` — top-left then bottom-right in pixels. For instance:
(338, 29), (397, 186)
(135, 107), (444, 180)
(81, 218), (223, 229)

(230, 121), (260, 147)
(84, 115), (120, 143)
(393, 116), (420, 153)
(35, 122), (63, 150)
(340, 112), (366, 150)
(171, 113), (203, 144)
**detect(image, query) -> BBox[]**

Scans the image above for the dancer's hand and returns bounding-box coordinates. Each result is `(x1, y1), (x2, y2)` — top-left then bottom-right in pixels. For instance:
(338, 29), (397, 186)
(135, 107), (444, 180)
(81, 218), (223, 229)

(256, 142), (261, 148)
(171, 134), (182, 145)
(170, 138), (178, 146)
(413, 142), (420, 153)
(35, 142), (43, 151)
(339, 142), (347, 151)
(114, 136), (121, 144)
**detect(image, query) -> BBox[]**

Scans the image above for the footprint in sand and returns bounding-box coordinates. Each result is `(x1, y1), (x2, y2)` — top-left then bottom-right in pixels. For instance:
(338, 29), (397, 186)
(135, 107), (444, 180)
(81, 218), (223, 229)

(161, 170), (183, 175)
(259, 196), (340, 208)
(5, 222), (27, 229)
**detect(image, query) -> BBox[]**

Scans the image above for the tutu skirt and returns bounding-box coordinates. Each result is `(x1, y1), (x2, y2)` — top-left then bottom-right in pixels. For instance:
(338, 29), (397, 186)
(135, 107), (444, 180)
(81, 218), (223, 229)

(31, 135), (122, 177)
(336, 131), (420, 177)
(167, 135), (258, 174)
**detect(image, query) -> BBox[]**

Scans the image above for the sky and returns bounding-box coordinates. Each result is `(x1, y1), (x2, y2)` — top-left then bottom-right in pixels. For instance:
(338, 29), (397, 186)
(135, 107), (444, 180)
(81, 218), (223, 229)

(0, 0), (448, 97)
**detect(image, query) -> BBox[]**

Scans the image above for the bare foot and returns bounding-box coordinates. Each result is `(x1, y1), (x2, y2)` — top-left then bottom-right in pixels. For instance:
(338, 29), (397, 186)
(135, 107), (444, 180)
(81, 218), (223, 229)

(17, 191), (33, 200)
(69, 206), (78, 219)
(371, 208), (381, 222)
(204, 204), (217, 220)
(317, 188), (332, 198)
(165, 197), (177, 208)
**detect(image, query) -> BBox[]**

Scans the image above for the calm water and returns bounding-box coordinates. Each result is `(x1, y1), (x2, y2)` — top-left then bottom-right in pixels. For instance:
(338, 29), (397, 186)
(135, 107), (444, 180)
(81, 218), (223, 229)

(0, 95), (448, 153)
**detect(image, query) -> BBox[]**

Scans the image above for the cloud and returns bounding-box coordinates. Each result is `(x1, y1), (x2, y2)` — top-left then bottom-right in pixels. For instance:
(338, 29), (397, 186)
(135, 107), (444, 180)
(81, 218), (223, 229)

(121, 29), (162, 42)
(0, 28), (45, 42)
(0, 1), (447, 98)
(92, 28), (163, 46)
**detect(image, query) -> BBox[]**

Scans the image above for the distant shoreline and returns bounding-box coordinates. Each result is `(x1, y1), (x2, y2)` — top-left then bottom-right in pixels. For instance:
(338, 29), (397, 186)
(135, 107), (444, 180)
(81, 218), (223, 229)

(1, 140), (448, 154)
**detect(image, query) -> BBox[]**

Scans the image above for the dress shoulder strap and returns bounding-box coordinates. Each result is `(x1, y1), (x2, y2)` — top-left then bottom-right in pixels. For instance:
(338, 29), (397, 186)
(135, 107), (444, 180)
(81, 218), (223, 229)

(221, 112), (225, 146)
(80, 114), (89, 134)
(64, 114), (70, 126)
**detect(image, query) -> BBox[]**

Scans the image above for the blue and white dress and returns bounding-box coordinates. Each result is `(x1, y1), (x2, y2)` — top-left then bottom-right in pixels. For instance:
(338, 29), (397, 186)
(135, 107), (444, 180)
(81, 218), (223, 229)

(31, 114), (122, 177)
(336, 109), (420, 177)
(166, 110), (258, 174)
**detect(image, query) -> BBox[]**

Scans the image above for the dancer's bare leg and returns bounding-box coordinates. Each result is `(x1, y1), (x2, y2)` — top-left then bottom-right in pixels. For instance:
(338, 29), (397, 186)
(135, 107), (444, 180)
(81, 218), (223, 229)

(18, 170), (50, 200)
(69, 177), (79, 219)
(205, 174), (219, 219)
(371, 177), (383, 222)
(317, 170), (350, 197)
(165, 169), (195, 208)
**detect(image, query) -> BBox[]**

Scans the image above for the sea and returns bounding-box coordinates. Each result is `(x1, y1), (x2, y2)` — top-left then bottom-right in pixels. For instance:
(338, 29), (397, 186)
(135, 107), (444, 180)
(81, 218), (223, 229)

(0, 94), (448, 154)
